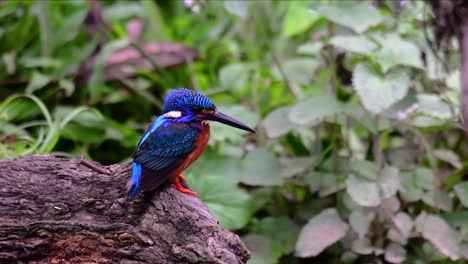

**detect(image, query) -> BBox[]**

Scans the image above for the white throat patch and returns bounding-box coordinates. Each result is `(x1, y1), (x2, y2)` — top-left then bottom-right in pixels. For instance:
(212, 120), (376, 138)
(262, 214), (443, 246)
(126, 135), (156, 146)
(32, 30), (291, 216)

(164, 111), (182, 118)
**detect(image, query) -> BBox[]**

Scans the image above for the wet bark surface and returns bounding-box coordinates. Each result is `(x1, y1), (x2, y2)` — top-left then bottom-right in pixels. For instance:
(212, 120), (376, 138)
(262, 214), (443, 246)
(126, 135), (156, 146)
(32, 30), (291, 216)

(0, 155), (249, 264)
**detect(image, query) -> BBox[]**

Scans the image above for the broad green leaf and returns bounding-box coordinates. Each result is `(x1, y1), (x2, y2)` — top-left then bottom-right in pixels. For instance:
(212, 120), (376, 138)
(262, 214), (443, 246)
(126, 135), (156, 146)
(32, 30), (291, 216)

(210, 105), (258, 143)
(317, 1), (383, 33)
(306, 171), (342, 196)
(329, 35), (377, 56)
(219, 63), (251, 91)
(283, 1), (321, 37)
(379, 166), (400, 199)
(279, 157), (313, 178)
(415, 212), (461, 260)
(346, 174), (381, 207)
(186, 147), (243, 183)
(351, 238), (375, 255)
(399, 172), (423, 202)
(274, 58), (320, 85)
(349, 160), (378, 180)
(295, 208), (349, 257)
(297, 42), (323, 56)
(393, 212), (413, 239)
(25, 71), (51, 94)
(422, 189), (452, 212)
(350, 211), (375, 238)
(103, 2), (144, 22)
(417, 93), (454, 120)
(352, 63), (410, 114)
(243, 234), (279, 264)
(454, 182), (468, 208)
(224, 0), (250, 18)
(250, 216), (300, 260)
(289, 93), (344, 126)
(385, 243), (406, 263)
(241, 148), (282, 186)
(446, 70), (460, 90)
(262, 106), (293, 138)
(187, 174), (254, 230)
(413, 168), (435, 190)
(433, 149), (462, 169)
(373, 34), (423, 72)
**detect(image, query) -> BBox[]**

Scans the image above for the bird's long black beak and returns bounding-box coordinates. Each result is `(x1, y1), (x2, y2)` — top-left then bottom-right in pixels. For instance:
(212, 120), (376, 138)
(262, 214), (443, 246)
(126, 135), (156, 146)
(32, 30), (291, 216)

(205, 111), (255, 133)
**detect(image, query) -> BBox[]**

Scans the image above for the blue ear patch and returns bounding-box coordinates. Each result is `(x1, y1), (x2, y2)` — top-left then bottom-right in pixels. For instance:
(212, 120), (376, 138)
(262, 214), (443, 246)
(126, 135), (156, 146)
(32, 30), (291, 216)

(129, 162), (142, 198)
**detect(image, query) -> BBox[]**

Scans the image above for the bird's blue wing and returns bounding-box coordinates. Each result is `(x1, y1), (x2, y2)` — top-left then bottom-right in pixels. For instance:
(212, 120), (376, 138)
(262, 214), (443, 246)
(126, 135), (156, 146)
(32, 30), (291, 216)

(129, 119), (200, 197)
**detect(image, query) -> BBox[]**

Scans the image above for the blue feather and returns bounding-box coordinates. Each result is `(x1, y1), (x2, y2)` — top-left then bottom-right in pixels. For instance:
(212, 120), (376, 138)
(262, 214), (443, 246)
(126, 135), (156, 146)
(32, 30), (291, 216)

(138, 115), (166, 148)
(129, 162), (142, 198)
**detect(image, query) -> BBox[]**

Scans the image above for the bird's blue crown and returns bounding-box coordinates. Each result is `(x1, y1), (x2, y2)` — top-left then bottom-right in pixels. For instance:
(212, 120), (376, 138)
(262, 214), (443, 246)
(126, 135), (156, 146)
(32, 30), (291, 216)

(162, 88), (215, 114)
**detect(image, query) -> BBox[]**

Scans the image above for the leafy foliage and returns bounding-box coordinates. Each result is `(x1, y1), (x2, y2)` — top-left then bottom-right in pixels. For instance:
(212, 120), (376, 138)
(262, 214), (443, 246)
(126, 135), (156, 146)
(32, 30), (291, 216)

(1, 0), (467, 263)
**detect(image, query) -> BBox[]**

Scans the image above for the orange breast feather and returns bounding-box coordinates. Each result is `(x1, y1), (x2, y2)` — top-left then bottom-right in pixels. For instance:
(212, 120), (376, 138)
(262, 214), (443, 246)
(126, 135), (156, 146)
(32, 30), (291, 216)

(177, 123), (210, 175)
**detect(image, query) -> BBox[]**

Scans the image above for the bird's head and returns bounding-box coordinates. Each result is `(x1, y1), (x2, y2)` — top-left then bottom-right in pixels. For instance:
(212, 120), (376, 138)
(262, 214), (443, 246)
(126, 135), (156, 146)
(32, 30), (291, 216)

(162, 88), (255, 133)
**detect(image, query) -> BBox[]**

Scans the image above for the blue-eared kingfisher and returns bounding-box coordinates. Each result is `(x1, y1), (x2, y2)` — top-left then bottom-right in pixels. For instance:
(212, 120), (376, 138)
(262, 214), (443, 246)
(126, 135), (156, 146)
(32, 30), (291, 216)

(128, 88), (255, 198)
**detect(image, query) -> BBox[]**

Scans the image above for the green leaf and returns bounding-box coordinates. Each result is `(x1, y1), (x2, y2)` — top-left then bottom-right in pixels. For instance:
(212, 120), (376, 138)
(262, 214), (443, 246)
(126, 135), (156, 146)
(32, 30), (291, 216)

(241, 148), (282, 186)
(422, 189), (452, 212)
(399, 171), (424, 202)
(262, 106), (293, 138)
(283, 1), (321, 37)
(306, 171), (342, 196)
(279, 157), (313, 179)
(346, 173), (381, 207)
(224, 0), (250, 18)
(352, 63), (410, 114)
(249, 216), (300, 262)
(454, 182), (468, 208)
(379, 166), (400, 199)
(349, 160), (378, 180)
(329, 35), (377, 56)
(274, 58), (320, 85)
(187, 174), (254, 230)
(350, 211), (375, 238)
(385, 243), (406, 263)
(393, 212), (413, 239)
(185, 148), (243, 183)
(295, 208), (349, 257)
(317, 1), (383, 33)
(433, 149), (462, 169)
(413, 168), (434, 190)
(373, 34), (423, 72)
(417, 93), (454, 120)
(297, 42), (323, 56)
(415, 212), (461, 260)
(25, 71), (51, 94)
(289, 93), (344, 126)
(243, 234), (279, 264)
(219, 63), (251, 91)
(446, 70), (460, 90)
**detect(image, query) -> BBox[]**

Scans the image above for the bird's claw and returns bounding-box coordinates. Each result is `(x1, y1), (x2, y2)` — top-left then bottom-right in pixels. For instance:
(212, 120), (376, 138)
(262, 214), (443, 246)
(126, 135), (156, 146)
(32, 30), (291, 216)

(172, 175), (197, 196)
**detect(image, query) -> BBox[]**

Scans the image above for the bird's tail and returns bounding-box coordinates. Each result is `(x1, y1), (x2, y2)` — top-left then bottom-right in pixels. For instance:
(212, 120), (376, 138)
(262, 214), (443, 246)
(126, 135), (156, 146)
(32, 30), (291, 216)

(128, 162), (142, 198)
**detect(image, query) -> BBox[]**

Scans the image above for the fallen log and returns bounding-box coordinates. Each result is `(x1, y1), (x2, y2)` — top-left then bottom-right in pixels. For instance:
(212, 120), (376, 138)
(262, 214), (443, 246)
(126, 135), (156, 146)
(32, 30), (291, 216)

(0, 155), (250, 263)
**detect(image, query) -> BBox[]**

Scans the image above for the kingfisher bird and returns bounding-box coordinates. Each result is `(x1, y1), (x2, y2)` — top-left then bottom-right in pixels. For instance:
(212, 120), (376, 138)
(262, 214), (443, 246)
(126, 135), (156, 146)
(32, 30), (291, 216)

(128, 88), (255, 198)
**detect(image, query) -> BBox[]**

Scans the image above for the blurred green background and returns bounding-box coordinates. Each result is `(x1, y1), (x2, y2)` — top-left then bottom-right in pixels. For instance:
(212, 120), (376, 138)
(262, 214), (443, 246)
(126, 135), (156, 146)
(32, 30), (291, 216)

(1, 0), (467, 263)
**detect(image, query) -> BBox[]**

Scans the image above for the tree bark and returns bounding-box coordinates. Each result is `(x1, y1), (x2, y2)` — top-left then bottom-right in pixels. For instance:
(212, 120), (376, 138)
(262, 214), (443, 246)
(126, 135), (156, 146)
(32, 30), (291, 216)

(0, 155), (250, 264)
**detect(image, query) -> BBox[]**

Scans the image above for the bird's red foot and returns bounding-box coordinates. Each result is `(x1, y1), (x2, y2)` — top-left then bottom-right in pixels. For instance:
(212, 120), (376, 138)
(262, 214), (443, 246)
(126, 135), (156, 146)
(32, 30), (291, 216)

(172, 175), (197, 196)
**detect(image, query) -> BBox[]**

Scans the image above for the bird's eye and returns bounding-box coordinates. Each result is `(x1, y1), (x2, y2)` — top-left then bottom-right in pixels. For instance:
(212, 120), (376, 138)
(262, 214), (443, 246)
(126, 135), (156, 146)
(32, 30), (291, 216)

(191, 106), (202, 112)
